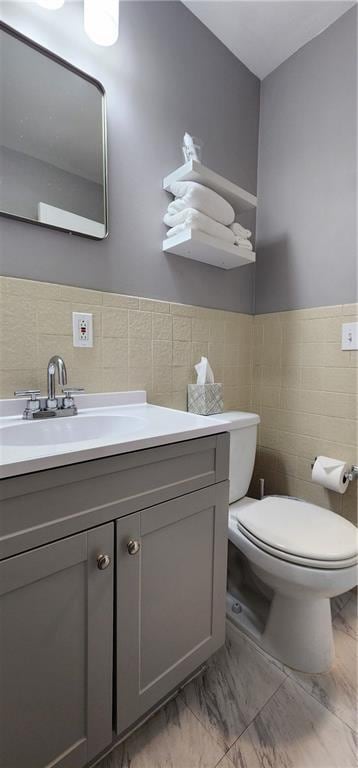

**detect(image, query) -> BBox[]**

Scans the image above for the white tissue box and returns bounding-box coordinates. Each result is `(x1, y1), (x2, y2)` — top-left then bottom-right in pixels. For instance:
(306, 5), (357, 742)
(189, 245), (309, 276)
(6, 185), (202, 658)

(187, 383), (223, 416)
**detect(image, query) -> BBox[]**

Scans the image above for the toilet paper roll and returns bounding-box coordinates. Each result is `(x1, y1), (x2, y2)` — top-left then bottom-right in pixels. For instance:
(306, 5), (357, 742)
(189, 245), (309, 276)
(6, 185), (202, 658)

(311, 456), (350, 494)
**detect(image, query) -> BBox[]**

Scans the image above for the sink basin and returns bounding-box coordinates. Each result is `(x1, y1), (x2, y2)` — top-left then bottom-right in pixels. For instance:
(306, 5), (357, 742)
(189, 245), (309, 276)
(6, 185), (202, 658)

(0, 391), (232, 479)
(0, 413), (144, 448)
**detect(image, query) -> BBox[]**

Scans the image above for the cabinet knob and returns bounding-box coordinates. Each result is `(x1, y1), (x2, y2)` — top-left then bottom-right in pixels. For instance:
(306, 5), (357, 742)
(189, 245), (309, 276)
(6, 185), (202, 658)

(127, 539), (140, 556)
(97, 553), (111, 570)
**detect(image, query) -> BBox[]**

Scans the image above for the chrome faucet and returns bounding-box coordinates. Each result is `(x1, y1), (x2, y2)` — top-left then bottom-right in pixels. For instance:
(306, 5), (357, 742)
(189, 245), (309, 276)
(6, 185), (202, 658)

(47, 355), (67, 409)
(15, 355), (84, 420)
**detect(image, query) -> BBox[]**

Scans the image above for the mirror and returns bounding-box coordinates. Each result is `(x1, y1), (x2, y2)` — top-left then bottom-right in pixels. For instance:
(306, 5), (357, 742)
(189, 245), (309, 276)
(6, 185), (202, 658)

(0, 22), (108, 239)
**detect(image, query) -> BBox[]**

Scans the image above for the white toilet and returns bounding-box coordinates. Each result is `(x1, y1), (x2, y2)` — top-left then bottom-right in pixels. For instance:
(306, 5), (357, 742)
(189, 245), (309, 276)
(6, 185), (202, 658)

(221, 411), (358, 673)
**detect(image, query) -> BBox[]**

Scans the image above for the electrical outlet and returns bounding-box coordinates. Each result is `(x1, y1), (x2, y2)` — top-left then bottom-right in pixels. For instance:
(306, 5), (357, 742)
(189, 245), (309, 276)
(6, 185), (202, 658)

(73, 312), (93, 348)
(341, 322), (358, 351)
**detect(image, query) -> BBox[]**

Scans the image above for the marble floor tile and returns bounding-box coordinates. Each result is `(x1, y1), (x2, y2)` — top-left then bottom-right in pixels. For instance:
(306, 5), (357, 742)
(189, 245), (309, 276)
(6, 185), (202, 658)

(226, 620), (286, 673)
(214, 756), (235, 768)
(181, 627), (285, 751)
(333, 595), (358, 640)
(227, 678), (357, 768)
(331, 590), (354, 619)
(284, 623), (358, 731)
(97, 696), (224, 768)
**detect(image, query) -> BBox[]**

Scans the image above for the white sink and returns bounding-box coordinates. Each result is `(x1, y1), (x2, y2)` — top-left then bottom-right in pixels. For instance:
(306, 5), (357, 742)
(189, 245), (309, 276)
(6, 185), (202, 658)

(0, 391), (230, 479)
(0, 413), (144, 447)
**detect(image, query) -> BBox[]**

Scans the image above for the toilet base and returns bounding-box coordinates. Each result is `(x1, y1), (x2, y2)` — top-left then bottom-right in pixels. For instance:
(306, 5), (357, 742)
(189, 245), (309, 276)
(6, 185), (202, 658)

(226, 591), (334, 673)
(262, 594), (334, 672)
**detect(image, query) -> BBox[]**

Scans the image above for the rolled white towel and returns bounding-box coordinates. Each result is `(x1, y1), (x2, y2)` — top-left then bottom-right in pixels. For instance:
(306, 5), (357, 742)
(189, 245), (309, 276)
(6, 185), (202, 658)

(235, 237), (253, 250)
(164, 208), (235, 243)
(168, 181), (235, 226)
(230, 222), (252, 239)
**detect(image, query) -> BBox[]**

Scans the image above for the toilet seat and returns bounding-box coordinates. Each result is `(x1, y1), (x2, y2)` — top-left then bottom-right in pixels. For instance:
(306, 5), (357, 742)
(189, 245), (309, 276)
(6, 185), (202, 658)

(230, 496), (358, 570)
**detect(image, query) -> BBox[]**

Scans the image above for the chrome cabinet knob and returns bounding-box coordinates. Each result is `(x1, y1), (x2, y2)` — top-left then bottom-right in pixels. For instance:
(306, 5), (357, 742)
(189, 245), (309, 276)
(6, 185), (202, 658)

(97, 553), (111, 570)
(127, 539), (140, 556)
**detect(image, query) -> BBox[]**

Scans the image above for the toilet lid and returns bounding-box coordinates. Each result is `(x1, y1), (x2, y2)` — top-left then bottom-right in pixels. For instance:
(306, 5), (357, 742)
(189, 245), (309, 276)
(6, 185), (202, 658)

(236, 497), (358, 562)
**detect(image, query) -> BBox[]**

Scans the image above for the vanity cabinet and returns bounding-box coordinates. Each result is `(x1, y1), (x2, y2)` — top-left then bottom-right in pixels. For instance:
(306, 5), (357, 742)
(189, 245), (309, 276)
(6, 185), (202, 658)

(0, 434), (229, 768)
(116, 484), (227, 733)
(0, 524), (114, 768)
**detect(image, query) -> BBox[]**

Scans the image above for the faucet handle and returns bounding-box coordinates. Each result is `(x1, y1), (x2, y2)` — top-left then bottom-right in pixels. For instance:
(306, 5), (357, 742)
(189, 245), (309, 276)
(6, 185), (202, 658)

(14, 389), (41, 414)
(14, 389), (41, 399)
(62, 387), (84, 410)
(62, 387), (85, 396)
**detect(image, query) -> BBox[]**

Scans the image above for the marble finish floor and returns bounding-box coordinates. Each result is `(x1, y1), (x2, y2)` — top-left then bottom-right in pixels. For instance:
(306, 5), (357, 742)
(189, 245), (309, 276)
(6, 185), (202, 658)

(98, 591), (357, 768)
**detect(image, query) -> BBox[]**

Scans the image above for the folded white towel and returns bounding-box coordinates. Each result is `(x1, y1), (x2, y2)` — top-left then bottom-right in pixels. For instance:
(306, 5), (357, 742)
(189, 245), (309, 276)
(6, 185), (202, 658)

(166, 223), (194, 238)
(168, 181), (235, 226)
(235, 237), (253, 250)
(164, 208), (235, 243)
(230, 222), (252, 239)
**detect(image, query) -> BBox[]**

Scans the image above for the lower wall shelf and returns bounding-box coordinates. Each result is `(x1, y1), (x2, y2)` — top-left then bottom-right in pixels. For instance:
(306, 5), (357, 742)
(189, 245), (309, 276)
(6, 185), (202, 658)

(162, 228), (256, 270)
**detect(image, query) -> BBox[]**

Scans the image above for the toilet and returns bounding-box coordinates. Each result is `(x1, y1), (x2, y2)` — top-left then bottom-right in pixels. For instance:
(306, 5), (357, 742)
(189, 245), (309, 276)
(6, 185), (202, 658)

(220, 411), (358, 673)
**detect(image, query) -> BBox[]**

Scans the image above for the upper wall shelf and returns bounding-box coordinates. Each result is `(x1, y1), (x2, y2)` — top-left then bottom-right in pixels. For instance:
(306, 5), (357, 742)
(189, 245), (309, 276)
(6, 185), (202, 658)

(163, 160), (257, 213)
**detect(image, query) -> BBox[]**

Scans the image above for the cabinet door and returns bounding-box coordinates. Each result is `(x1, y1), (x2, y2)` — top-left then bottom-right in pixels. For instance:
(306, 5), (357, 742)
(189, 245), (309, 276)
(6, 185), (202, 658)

(0, 524), (114, 768)
(116, 482), (228, 734)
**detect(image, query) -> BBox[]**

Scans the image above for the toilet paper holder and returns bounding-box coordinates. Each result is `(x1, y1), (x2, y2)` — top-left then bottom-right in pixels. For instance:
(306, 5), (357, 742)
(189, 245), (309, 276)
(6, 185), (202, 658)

(311, 458), (358, 484)
(346, 465), (358, 482)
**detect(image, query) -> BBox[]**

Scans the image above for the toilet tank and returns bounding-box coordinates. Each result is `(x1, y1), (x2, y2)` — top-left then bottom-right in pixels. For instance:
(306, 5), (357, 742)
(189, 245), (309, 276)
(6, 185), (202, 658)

(221, 411), (260, 503)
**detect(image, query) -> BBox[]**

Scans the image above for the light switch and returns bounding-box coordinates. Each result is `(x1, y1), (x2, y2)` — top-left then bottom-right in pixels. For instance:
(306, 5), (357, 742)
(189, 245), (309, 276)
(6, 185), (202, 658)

(73, 312), (93, 347)
(341, 322), (358, 351)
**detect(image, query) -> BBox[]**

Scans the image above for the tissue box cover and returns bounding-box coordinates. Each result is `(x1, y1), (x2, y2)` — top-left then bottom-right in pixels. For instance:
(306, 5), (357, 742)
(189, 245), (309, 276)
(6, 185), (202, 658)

(187, 383), (223, 416)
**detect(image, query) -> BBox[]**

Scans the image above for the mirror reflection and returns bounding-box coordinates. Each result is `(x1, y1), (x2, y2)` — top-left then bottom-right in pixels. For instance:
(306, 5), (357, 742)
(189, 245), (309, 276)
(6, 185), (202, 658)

(0, 23), (107, 239)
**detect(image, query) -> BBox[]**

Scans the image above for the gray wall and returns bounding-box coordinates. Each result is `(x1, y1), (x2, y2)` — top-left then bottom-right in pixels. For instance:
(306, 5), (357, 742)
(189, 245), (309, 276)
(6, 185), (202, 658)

(0, 146), (103, 223)
(255, 6), (357, 314)
(0, 1), (260, 313)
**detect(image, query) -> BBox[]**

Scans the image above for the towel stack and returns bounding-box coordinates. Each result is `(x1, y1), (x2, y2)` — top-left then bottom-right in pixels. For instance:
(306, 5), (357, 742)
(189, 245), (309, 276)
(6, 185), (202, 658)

(164, 181), (253, 250)
(230, 222), (253, 251)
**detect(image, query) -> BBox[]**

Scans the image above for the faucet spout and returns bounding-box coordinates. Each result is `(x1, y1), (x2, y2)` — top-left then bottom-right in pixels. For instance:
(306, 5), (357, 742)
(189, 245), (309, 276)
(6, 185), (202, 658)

(47, 355), (68, 408)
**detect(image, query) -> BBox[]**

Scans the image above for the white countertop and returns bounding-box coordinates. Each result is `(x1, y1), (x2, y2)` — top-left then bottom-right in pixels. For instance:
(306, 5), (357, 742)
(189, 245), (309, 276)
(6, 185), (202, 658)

(0, 391), (230, 479)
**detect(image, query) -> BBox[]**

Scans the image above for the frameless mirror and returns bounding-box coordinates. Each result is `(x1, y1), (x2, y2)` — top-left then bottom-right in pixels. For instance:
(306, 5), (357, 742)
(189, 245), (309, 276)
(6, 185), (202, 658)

(0, 22), (108, 239)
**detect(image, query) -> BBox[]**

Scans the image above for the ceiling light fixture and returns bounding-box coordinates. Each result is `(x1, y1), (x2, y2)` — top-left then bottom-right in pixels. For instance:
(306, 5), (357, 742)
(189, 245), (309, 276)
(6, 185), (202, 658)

(84, 0), (119, 47)
(36, 0), (65, 9)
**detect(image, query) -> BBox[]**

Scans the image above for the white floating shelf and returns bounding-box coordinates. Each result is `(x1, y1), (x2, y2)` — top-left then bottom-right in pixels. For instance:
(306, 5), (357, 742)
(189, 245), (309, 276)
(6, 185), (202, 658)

(163, 160), (257, 212)
(162, 229), (256, 270)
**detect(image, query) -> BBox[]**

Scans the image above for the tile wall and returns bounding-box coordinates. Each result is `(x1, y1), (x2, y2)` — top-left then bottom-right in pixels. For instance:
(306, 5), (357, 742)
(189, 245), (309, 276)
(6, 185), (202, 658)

(251, 304), (358, 523)
(0, 277), (356, 523)
(0, 276), (253, 412)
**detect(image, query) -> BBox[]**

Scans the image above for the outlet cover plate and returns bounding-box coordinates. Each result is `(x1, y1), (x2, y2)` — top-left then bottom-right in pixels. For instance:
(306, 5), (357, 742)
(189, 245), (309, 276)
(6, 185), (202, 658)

(341, 322), (358, 351)
(73, 312), (93, 348)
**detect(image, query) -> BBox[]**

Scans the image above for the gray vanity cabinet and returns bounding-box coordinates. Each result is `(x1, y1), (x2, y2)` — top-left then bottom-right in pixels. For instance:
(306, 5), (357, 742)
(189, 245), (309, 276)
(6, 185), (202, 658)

(0, 523), (114, 768)
(116, 482), (228, 734)
(0, 433), (230, 766)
